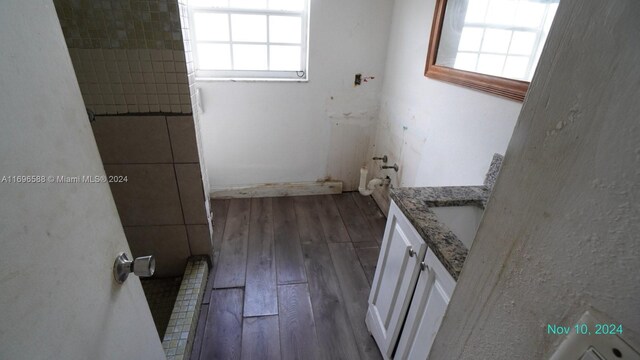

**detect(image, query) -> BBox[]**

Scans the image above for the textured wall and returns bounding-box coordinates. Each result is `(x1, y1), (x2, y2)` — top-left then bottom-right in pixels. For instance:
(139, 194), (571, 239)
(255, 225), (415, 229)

(430, 1), (640, 358)
(54, 0), (191, 114)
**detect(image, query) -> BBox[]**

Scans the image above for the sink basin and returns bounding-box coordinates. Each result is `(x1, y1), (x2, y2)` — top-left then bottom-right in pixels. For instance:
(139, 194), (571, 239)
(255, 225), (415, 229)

(430, 206), (483, 249)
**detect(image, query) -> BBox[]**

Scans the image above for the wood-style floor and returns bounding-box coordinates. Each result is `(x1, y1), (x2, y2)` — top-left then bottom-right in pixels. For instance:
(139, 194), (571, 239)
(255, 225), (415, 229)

(190, 193), (387, 360)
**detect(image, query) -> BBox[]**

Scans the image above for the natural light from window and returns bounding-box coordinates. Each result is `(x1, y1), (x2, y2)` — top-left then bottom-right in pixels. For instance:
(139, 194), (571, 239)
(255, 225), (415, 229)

(188, 0), (309, 80)
(437, 0), (559, 81)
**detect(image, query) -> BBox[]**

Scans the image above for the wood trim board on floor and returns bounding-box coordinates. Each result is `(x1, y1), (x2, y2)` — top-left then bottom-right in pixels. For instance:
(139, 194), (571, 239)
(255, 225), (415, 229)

(209, 181), (343, 199)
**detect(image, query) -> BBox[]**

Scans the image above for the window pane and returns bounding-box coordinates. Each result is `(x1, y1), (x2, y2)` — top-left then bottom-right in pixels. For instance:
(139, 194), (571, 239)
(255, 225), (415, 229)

(514, 1), (546, 29)
(477, 53), (505, 76)
(190, 0), (229, 8)
(198, 44), (232, 70)
(481, 28), (511, 53)
(485, 0), (517, 26)
(229, 0), (267, 10)
(503, 55), (529, 80)
(464, 0), (489, 23)
(454, 52), (478, 72)
(529, 37), (545, 81)
(270, 45), (301, 71)
(458, 27), (483, 52)
(509, 31), (536, 55)
(269, 16), (302, 44)
(194, 13), (229, 41)
(231, 14), (267, 42)
(269, 0), (304, 11)
(233, 44), (268, 70)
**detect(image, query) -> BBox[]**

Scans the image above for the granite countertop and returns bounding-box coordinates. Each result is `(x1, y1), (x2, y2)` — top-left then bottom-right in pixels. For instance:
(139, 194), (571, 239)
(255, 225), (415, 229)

(389, 154), (503, 280)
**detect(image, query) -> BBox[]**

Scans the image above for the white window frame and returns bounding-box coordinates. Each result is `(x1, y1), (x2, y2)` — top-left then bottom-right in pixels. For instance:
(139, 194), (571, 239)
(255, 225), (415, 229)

(188, 1), (309, 81)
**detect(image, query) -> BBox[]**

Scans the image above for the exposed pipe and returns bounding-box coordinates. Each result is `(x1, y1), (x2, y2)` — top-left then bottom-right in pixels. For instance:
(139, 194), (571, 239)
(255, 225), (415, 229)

(358, 167), (384, 196)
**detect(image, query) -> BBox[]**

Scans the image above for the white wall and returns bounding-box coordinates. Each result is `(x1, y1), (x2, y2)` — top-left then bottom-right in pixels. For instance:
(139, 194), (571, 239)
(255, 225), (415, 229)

(370, 0), (522, 196)
(0, 2), (164, 359)
(430, 1), (640, 358)
(197, 0), (394, 192)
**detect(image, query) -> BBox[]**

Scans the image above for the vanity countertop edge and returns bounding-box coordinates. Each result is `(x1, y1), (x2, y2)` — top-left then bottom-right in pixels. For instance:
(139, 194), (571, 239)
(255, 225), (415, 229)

(390, 186), (488, 280)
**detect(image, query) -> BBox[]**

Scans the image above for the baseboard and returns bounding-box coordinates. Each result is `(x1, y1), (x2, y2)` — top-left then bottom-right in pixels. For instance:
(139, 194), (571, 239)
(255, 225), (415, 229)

(209, 181), (343, 199)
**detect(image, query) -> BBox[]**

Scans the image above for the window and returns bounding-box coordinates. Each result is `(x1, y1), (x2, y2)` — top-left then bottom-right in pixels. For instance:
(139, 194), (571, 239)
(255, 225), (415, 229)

(426, 0), (560, 101)
(450, 0), (559, 81)
(188, 0), (309, 80)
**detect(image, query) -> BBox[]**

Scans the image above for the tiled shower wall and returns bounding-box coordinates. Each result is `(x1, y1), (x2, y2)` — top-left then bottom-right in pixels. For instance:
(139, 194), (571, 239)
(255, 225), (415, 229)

(93, 115), (212, 277)
(54, 0), (191, 114)
(69, 48), (191, 114)
(54, 0), (214, 276)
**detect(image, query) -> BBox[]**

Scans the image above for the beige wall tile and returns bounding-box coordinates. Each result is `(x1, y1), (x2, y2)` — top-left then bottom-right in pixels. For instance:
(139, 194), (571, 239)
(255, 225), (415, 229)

(174, 163), (207, 224)
(186, 225), (213, 257)
(92, 116), (173, 164)
(105, 164), (184, 226)
(167, 116), (199, 163)
(125, 225), (191, 277)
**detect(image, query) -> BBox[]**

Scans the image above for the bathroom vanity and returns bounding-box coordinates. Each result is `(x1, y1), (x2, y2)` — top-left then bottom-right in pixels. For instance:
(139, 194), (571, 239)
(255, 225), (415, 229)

(366, 155), (502, 359)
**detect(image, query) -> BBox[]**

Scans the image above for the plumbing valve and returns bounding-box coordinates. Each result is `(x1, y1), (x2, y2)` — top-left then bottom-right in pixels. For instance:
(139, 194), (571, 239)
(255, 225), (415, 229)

(382, 163), (399, 172)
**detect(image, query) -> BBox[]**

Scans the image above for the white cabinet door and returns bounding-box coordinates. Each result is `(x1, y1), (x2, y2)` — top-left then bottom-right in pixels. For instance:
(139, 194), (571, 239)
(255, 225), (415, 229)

(394, 248), (456, 360)
(366, 201), (427, 359)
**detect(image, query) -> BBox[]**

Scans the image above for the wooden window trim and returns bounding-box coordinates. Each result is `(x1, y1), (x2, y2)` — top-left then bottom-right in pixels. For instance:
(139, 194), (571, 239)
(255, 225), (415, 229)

(424, 0), (529, 102)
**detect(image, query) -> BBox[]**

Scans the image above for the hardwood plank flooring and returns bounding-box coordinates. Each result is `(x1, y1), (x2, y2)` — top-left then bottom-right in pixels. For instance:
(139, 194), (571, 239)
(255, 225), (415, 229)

(315, 195), (351, 243)
(352, 241), (380, 249)
(329, 243), (382, 360)
(334, 193), (376, 243)
(273, 197), (306, 285)
(355, 245), (381, 286)
(201, 289), (244, 360)
(241, 316), (281, 360)
(278, 284), (321, 360)
(194, 194), (387, 360)
(211, 199), (230, 250)
(244, 198), (278, 317)
(352, 193), (386, 244)
(214, 199), (251, 288)
(203, 199), (229, 304)
(302, 242), (361, 359)
(190, 303), (208, 360)
(293, 196), (325, 243)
